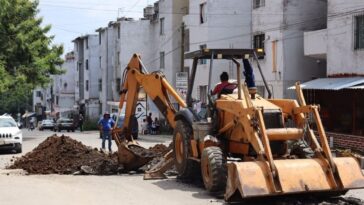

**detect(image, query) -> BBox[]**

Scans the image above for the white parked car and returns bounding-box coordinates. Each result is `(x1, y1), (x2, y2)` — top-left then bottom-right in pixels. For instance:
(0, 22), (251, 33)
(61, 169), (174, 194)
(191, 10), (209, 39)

(0, 115), (22, 153)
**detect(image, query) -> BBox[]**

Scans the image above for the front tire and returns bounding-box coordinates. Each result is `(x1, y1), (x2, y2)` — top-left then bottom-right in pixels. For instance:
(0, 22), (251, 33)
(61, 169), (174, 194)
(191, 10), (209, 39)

(173, 120), (200, 180)
(15, 144), (22, 153)
(201, 146), (227, 194)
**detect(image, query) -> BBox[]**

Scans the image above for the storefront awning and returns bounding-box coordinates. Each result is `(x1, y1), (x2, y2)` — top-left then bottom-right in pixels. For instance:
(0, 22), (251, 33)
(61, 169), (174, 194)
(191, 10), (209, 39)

(288, 77), (364, 90)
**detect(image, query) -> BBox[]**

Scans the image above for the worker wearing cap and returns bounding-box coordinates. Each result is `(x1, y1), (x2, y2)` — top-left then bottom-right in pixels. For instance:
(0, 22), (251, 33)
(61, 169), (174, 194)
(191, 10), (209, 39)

(98, 112), (115, 152)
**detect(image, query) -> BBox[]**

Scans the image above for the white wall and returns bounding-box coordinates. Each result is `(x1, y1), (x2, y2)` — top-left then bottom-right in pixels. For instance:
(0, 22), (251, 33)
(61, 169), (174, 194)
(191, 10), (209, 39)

(253, 0), (327, 98)
(327, 0), (364, 76)
(184, 0), (252, 99)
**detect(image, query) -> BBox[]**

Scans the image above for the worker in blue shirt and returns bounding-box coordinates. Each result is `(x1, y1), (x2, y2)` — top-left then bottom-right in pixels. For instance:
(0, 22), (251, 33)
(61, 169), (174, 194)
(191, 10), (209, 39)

(98, 112), (115, 152)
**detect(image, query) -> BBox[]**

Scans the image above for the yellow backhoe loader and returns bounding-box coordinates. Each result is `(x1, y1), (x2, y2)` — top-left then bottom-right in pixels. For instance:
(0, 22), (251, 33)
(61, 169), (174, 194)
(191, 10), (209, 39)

(114, 49), (364, 201)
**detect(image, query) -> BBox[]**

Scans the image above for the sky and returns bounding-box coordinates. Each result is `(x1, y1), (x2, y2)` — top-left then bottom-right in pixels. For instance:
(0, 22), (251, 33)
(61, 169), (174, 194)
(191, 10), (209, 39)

(37, 0), (158, 53)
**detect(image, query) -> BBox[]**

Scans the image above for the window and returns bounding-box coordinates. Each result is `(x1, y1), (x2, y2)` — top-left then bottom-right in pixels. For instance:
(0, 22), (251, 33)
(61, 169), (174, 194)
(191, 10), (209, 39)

(160, 18), (165, 35)
(354, 14), (364, 50)
(254, 33), (265, 59)
(99, 56), (102, 69)
(253, 0), (265, 9)
(160, 52), (165, 69)
(99, 33), (101, 45)
(86, 80), (89, 91)
(117, 25), (120, 39)
(116, 78), (121, 92)
(85, 59), (89, 70)
(200, 3), (207, 24)
(85, 38), (88, 49)
(117, 52), (120, 65)
(98, 79), (102, 91)
(56, 96), (59, 105)
(36, 91), (42, 97)
(199, 44), (207, 64)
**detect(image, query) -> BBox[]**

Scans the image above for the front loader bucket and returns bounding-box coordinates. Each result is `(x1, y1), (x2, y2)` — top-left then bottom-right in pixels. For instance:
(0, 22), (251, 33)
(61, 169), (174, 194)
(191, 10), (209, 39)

(225, 157), (364, 201)
(118, 143), (155, 171)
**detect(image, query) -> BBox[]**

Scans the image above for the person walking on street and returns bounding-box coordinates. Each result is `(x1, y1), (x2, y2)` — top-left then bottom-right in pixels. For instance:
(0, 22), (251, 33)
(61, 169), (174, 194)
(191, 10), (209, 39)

(146, 113), (152, 134)
(98, 112), (115, 152)
(79, 114), (84, 132)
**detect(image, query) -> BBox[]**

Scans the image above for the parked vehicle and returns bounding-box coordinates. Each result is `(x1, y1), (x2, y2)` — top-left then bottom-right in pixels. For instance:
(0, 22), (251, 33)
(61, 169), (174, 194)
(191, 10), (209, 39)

(0, 115), (22, 153)
(54, 118), (75, 132)
(39, 119), (55, 131)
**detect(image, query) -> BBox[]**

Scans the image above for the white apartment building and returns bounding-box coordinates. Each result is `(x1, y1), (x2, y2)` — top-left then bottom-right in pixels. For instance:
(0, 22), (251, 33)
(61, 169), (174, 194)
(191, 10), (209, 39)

(33, 52), (77, 119)
(252, 0), (328, 98)
(303, 0), (364, 136)
(96, 22), (121, 114)
(183, 0), (252, 101)
(95, 0), (188, 118)
(73, 34), (101, 120)
(52, 52), (76, 118)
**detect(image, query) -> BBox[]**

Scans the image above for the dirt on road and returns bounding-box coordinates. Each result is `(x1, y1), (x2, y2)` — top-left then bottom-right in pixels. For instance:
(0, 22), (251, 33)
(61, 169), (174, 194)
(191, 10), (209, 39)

(8, 135), (121, 175)
(8, 135), (171, 175)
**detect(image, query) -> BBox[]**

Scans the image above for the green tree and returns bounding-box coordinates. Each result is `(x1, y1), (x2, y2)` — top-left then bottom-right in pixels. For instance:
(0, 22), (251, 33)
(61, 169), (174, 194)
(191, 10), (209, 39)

(0, 0), (63, 114)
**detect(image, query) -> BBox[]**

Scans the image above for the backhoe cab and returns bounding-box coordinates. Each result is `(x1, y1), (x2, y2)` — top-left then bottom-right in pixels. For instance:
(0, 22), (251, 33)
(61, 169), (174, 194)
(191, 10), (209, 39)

(117, 50), (364, 201)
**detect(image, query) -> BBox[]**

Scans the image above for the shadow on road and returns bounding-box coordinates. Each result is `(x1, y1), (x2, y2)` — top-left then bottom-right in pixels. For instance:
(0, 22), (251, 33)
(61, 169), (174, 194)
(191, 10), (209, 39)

(152, 178), (224, 201)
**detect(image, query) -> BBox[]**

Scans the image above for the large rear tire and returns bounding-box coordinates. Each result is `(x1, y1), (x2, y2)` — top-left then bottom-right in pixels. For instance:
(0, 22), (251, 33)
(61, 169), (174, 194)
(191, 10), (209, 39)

(201, 146), (227, 194)
(173, 120), (200, 180)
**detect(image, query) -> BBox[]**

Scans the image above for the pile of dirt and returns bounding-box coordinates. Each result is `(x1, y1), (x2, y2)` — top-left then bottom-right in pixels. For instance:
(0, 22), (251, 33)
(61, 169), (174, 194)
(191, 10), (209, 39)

(148, 143), (170, 156)
(8, 135), (121, 175)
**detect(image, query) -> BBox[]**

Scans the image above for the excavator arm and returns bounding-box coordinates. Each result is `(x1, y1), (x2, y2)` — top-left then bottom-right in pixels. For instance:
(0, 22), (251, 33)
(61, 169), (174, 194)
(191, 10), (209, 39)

(113, 54), (186, 171)
(114, 54), (186, 143)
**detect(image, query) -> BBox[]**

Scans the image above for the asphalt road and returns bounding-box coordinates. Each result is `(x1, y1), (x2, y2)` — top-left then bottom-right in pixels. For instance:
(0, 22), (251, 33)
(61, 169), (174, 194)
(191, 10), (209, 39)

(0, 129), (362, 205)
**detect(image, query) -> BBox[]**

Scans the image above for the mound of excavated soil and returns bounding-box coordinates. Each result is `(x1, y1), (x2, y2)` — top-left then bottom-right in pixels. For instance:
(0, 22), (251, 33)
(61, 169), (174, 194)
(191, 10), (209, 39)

(8, 135), (121, 175)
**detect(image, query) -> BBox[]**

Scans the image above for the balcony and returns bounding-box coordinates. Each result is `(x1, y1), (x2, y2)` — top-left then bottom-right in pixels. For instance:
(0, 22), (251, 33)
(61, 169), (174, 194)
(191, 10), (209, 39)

(304, 29), (327, 59)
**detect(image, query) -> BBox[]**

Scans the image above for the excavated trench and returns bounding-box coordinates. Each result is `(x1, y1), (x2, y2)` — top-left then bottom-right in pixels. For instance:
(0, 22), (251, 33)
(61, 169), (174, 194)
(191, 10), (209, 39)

(8, 135), (170, 175)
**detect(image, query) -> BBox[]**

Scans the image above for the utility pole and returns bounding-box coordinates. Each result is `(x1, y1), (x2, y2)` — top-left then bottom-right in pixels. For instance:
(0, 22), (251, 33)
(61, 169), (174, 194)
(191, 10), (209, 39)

(180, 22), (185, 72)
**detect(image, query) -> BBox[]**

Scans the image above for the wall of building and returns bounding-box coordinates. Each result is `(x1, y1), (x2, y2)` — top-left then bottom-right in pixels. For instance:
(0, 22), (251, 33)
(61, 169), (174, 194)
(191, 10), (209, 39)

(252, 0), (327, 98)
(184, 0), (252, 99)
(327, 0), (364, 76)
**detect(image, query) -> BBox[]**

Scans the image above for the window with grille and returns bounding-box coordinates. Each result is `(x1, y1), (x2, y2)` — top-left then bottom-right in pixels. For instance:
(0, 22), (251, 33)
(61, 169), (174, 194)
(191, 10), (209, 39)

(254, 33), (265, 59)
(253, 0), (265, 9)
(354, 14), (364, 50)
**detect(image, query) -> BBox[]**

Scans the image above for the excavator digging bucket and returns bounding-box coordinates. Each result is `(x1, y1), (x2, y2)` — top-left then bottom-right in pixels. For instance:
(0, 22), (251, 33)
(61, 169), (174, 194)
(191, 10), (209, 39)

(225, 157), (364, 201)
(117, 143), (154, 171)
